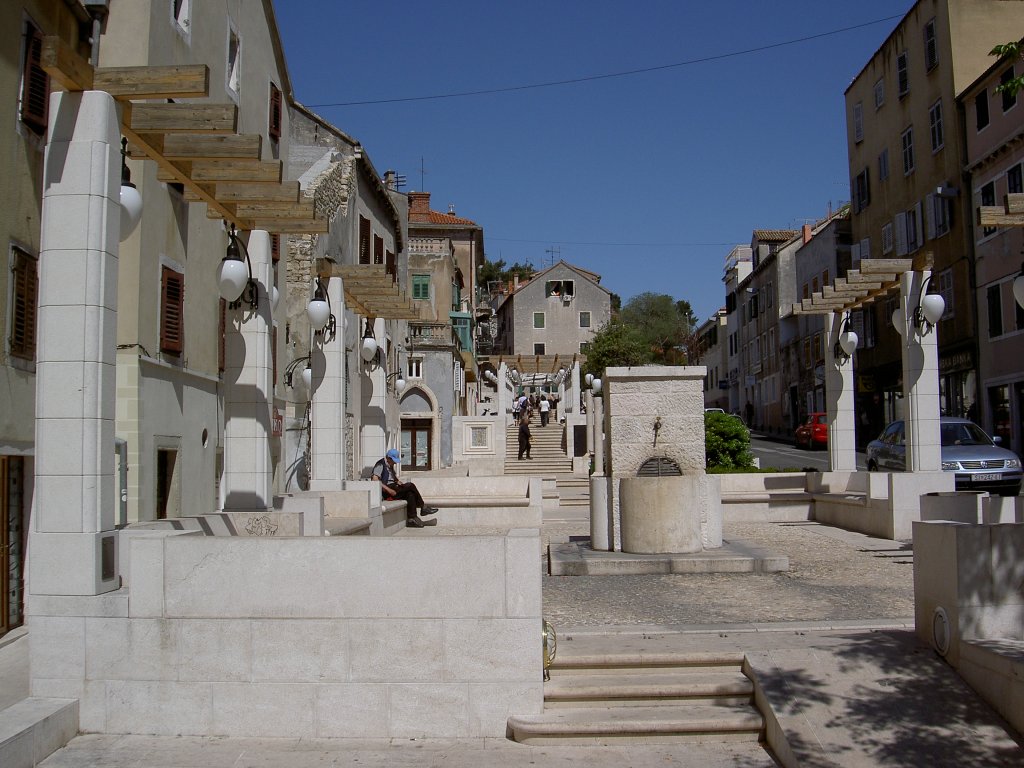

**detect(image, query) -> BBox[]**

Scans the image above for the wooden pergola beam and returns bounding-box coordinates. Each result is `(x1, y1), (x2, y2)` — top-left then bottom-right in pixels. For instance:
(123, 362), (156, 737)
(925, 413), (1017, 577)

(128, 103), (237, 134)
(158, 134), (262, 160)
(40, 36), (93, 91)
(94, 65), (210, 100)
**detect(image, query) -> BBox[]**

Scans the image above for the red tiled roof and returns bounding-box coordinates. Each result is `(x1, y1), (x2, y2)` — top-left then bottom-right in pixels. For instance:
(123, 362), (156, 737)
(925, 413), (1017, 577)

(410, 210), (478, 226)
(752, 229), (798, 242)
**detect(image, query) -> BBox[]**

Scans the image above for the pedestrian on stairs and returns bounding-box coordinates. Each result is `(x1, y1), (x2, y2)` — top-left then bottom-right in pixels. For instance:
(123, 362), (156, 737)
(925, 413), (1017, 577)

(518, 416), (532, 460)
(539, 395), (550, 427)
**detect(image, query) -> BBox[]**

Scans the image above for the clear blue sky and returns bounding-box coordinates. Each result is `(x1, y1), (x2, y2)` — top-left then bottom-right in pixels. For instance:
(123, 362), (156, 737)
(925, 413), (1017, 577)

(275, 1), (909, 323)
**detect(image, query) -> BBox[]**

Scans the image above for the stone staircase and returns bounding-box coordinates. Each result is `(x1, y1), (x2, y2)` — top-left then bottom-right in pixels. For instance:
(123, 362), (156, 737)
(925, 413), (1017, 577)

(505, 421), (572, 475)
(508, 649), (764, 745)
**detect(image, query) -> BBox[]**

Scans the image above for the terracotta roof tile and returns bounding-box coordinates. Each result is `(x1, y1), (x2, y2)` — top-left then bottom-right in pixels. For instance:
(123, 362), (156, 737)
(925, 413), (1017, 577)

(753, 229), (799, 242)
(410, 210), (478, 226)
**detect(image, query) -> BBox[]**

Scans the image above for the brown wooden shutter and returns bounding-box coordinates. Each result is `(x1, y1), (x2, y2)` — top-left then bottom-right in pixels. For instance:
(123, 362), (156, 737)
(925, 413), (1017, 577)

(373, 234), (384, 265)
(268, 83), (282, 141)
(21, 25), (49, 134)
(359, 216), (371, 264)
(271, 233), (280, 263)
(385, 250), (396, 282)
(218, 298), (226, 373)
(9, 248), (38, 360)
(160, 267), (185, 355)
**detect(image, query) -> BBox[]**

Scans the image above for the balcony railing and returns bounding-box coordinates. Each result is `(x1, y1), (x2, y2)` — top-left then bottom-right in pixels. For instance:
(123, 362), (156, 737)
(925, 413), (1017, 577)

(408, 322), (461, 351)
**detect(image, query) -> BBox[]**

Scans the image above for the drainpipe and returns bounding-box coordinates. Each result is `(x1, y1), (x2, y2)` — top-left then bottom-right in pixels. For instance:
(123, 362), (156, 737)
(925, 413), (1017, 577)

(114, 438), (128, 528)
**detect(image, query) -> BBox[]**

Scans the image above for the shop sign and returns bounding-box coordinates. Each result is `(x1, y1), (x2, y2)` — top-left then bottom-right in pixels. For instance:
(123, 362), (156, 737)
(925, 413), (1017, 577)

(939, 350), (973, 375)
(272, 406), (284, 437)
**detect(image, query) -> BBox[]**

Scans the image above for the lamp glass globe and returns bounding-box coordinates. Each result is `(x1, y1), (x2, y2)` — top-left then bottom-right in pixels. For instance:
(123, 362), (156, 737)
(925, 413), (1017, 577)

(891, 308), (904, 336)
(216, 258), (248, 301)
(921, 294), (945, 325)
(592, 377), (602, 394)
(1013, 274), (1024, 309)
(271, 286), (281, 315)
(307, 298), (330, 329)
(119, 184), (143, 241)
(839, 330), (859, 356)
(585, 373), (594, 387)
(301, 366), (312, 391)
(395, 376), (406, 394)
(361, 336), (378, 362)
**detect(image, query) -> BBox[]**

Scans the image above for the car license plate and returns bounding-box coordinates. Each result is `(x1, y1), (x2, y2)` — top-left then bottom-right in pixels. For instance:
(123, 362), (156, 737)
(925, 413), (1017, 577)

(974, 473), (1002, 482)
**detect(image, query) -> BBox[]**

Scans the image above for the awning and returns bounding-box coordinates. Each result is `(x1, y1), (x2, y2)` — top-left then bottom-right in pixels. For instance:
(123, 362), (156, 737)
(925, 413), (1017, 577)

(480, 353), (583, 375)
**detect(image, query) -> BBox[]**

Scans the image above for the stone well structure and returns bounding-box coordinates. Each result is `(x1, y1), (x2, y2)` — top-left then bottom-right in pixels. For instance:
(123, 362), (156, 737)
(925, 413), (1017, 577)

(601, 366), (722, 552)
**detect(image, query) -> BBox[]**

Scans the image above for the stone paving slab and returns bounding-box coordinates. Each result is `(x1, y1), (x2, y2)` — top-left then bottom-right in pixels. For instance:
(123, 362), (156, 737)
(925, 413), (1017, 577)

(548, 537), (788, 575)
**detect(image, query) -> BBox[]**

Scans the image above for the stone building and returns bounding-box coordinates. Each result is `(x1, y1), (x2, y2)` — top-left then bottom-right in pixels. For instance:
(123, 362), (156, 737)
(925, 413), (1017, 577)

(696, 309), (729, 411)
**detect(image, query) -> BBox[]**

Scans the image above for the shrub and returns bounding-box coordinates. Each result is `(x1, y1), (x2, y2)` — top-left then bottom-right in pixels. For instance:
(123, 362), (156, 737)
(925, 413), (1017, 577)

(705, 412), (755, 469)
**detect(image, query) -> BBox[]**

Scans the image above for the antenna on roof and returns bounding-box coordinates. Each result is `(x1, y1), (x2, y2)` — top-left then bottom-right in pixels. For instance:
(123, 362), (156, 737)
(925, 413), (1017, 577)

(544, 246), (561, 268)
(419, 157), (428, 191)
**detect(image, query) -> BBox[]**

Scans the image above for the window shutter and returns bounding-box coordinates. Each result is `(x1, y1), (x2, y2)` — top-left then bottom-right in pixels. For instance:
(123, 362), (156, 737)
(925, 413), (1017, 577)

(268, 83), (282, 141)
(10, 248), (38, 360)
(373, 234), (384, 265)
(925, 194), (936, 240)
(386, 250), (396, 282)
(160, 267), (185, 355)
(913, 201), (923, 249)
(895, 213), (908, 256)
(359, 217), (371, 264)
(271, 234), (280, 263)
(21, 25), (49, 133)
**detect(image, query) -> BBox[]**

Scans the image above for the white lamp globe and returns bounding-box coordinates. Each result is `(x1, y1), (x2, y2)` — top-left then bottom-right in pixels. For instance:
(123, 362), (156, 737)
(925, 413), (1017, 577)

(307, 297), (330, 329)
(839, 329), (859, 357)
(119, 184), (143, 241)
(585, 373), (594, 387)
(921, 293), (945, 326)
(271, 286), (280, 314)
(395, 376), (406, 394)
(301, 366), (312, 391)
(1014, 274), (1024, 309)
(892, 309), (904, 336)
(216, 258), (248, 302)
(360, 336), (378, 362)
(592, 377), (602, 395)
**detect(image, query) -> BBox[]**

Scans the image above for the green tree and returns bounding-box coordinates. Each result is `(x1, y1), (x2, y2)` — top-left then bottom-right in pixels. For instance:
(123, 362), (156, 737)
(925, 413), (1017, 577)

(583, 320), (650, 378)
(478, 258), (534, 289)
(992, 42), (1024, 98)
(619, 292), (697, 362)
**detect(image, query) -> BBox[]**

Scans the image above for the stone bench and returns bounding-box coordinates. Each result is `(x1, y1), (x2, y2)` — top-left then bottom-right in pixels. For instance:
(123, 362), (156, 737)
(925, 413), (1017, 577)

(715, 473), (813, 523)
(959, 639), (1024, 735)
(405, 476), (543, 527)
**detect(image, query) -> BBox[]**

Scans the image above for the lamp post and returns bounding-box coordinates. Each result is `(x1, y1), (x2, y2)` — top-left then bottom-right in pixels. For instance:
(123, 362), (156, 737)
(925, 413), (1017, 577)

(217, 225), (258, 310)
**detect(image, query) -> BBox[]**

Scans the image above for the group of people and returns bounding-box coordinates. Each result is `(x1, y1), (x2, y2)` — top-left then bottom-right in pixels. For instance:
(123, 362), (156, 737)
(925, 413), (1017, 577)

(514, 392), (558, 460)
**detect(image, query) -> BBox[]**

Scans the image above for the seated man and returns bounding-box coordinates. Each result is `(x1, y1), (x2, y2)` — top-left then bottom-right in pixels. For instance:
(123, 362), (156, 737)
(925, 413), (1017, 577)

(372, 448), (438, 528)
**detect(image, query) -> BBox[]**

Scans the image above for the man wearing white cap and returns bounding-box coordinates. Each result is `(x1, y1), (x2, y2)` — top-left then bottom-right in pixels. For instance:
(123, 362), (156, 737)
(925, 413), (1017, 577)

(371, 448), (438, 528)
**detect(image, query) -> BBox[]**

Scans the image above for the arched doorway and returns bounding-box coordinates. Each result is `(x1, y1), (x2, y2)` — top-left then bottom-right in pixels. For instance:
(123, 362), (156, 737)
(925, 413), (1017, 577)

(400, 386), (436, 470)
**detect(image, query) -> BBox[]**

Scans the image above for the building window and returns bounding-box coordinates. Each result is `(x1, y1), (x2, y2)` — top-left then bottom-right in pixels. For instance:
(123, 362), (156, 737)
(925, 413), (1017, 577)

(988, 284), (1003, 338)
(874, 78), (885, 109)
(545, 280), (574, 297)
(359, 216), (371, 264)
(923, 19), (938, 71)
(9, 246), (38, 361)
(853, 102), (863, 143)
(929, 99), (944, 152)
(411, 274), (430, 300)
(534, 343), (545, 355)
(897, 51), (909, 98)
(407, 358), (423, 379)
(373, 234), (384, 265)
(929, 194), (951, 238)
(878, 148), (889, 181)
(766, 282), (773, 308)
(1001, 67), (1017, 112)
(579, 311), (591, 328)
(853, 168), (870, 212)
(901, 127), (914, 175)
(533, 312), (545, 329)
(981, 181), (996, 237)
(20, 22), (49, 134)
(172, 0), (191, 38)
(976, 90), (989, 131)
(580, 342), (590, 354)
(268, 83), (282, 141)
(226, 26), (241, 98)
(160, 266), (184, 355)
(876, 222), (892, 256)
(1008, 164), (1023, 195)
(937, 268), (954, 320)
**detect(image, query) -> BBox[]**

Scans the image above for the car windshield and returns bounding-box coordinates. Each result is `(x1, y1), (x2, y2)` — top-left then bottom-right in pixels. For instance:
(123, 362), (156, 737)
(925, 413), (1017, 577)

(940, 422), (993, 447)
(814, 415), (826, 425)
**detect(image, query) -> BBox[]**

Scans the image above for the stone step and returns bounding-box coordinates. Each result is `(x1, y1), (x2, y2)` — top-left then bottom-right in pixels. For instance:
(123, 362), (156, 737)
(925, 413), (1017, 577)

(552, 651), (747, 672)
(544, 670), (753, 708)
(507, 703), (763, 745)
(0, 697), (79, 768)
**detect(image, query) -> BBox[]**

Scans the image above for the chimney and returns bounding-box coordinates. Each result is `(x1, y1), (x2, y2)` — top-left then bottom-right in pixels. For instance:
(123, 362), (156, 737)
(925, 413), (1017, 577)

(383, 170), (396, 190)
(409, 192), (431, 215)
(802, 224), (812, 244)
(448, 203), (456, 214)
(513, 274), (520, 290)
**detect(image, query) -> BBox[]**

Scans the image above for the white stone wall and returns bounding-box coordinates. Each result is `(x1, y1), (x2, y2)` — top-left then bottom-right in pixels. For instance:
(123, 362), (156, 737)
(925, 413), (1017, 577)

(29, 531), (543, 739)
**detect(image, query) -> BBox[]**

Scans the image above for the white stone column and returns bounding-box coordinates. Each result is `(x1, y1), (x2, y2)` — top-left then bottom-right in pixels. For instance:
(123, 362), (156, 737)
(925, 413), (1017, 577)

(497, 362), (509, 422)
(309, 278), (346, 490)
(589, 393), (612, 551)
(901, 271), (942, 471)
(30, 91), (121, 596)
(569, 362), (581, 414)
(222, 230), (274, 512)
(825, 311), (857, 470)
(585, 390), (595, 454)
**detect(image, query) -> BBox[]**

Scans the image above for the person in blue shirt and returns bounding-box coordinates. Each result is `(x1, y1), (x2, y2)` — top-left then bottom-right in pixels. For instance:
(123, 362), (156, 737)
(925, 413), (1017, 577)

(371, 448), (438, 528)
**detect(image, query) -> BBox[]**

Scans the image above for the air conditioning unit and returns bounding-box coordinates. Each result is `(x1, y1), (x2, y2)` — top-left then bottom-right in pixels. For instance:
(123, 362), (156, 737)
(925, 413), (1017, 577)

(561, 293), (572, 304)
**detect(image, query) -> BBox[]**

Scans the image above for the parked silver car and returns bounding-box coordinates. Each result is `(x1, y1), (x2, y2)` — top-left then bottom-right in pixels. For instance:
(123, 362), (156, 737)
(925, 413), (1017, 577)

(865, 417), (1022, 496)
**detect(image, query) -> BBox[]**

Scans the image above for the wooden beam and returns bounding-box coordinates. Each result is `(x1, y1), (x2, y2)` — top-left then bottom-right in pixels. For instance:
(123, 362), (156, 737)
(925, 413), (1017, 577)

(215, 181), (300, 203)
(189, 160), (282, 184)
(93, 65), (210, 100)
(231, 201), (315, 219)
(979, 206), (1024, 227)
(160, 134), (262, 160)
(254, 219), (328, 234)
(128, 103), (237, 134)
(40, 36), (93, 91)
(846, 270), (896, 284)
(1006, 193), (1024, 215)
(859, 258), (912, 275)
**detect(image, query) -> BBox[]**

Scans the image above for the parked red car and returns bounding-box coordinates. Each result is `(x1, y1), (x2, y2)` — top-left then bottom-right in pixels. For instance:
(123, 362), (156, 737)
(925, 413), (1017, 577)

(795, 412), (828, 449)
